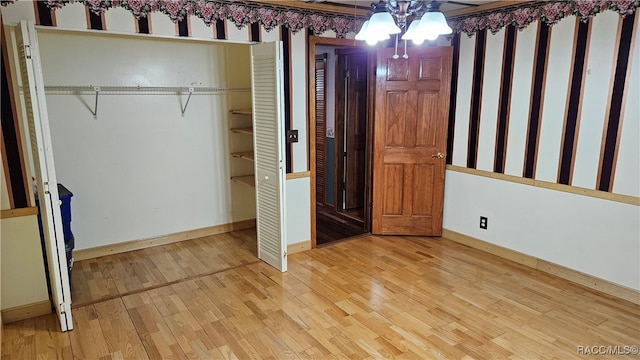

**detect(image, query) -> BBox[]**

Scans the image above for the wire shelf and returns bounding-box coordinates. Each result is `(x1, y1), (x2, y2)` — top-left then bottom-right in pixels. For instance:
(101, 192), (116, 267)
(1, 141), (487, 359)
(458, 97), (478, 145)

(43, 85), (251, 95)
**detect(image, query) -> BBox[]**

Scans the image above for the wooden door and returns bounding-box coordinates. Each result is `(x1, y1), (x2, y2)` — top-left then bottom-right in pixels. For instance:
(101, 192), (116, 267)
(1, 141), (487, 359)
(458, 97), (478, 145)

(16, 20), (73, 331)
(251, 42), (287, 272)
(344, 52), (368, 210)
(372, 46), (452, 235)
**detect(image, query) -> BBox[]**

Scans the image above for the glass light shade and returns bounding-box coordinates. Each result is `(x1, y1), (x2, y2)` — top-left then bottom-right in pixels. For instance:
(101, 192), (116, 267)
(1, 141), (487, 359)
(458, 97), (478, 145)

(356, 20), (390, 45)
(417, 11), (452, 41)
(367, 11), (401, 36)
(401, 18), (425, 45)
(354, 21), (370, 41)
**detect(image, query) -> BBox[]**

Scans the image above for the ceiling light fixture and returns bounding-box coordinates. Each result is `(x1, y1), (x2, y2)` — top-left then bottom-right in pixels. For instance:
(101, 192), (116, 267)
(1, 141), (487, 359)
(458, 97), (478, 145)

(355, 0), (452, 47)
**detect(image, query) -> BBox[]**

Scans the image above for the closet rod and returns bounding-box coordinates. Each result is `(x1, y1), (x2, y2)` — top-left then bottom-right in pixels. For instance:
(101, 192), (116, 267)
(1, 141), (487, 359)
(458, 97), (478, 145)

(43, 85), (251, 95)
(40, 86), (250, 118)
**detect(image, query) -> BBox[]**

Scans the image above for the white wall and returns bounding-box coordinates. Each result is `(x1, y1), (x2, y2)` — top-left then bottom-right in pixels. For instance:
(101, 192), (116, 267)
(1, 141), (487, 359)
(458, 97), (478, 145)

(286, 177), (311, 245)
(291, 29), (309, 173)
(443, 170), (640, 290)
(1, 215), (49, 310)
(37, 30), (246, 250)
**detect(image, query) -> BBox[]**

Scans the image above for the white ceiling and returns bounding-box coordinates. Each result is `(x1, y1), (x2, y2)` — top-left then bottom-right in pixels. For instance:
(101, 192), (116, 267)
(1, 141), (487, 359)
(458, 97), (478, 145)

(313, 0), (496, 14)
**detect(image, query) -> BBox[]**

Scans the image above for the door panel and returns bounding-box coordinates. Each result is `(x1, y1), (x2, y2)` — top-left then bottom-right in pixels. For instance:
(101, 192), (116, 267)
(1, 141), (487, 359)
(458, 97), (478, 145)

(372, 46), (452, 235)
(416, 92), (439, 147)
(16, 20), (73, 331)
(419, 58), (443, 80)
(344, 52), (367, 209)
(386, 58), (409, 81)
(382, 164), (404, 215)
(384, 91), (408, 147)
(412, 164), (435, 215)
(251, 42), (287, 272)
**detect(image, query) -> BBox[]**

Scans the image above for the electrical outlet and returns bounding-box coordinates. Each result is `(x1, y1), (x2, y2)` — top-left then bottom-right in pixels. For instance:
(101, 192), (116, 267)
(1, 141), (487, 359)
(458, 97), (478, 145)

(286, 130), (298, 143)
(480, 216), (488, 230)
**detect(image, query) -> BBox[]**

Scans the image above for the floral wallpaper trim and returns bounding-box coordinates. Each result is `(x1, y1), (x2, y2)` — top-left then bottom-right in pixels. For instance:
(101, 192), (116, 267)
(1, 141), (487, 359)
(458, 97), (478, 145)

(0, 0), (364, 36)
(1, 1), (637, 37)
(449, 0), (639, 35)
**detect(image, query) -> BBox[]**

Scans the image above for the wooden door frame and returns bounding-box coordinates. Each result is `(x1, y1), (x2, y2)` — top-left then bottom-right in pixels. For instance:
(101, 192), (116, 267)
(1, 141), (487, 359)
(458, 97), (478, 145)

(308, 36), (374, 248)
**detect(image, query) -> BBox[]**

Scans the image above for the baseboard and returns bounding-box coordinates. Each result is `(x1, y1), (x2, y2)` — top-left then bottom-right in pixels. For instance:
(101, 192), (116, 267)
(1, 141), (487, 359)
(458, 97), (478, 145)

(442, 229), (539, 268)
(74, 219), (256, 261)
(442, 229), (640, 305)
(0, 207), (38, 219)
(288, 240), (311, 255)
(2, 300), (51, 324)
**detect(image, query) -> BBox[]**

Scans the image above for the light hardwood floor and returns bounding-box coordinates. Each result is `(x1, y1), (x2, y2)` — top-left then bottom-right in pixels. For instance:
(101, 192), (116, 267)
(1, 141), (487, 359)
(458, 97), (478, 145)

(70, 229), (259, 307)
(2, 231), (639, 359)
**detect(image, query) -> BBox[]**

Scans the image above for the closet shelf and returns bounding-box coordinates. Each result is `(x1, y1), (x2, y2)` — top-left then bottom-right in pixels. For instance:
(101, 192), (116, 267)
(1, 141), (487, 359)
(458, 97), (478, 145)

(231, 151), (254, 162)
(230, 109), (252, 115)
(43, 85), (251, 95)
(230, 127), (253, 135)
(231, 175), (255, 187)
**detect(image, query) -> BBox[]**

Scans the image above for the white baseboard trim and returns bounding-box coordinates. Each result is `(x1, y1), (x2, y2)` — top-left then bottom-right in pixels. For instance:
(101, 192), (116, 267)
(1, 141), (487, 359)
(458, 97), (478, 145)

(288, 240), (311, 255)
(442, 229), (640, 305)
(2, 300), (51, 324)
(74, 219), (256, 261)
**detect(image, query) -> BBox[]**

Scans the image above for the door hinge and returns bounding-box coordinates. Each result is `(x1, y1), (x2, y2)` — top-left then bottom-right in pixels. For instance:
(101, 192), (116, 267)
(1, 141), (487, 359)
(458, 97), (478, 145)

(369, 201), (373, 208)
(43, 182), (50, 194)
(284, 251), (287, 258)
(345, 70), (350, 78)
(24, 45), (32, 59)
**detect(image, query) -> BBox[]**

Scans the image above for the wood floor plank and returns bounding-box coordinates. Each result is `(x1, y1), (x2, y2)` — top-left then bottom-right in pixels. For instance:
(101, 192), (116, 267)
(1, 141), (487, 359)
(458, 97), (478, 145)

(67, 305), (112, 359)
(92, 298), (149, 359)
(147, 286), (226, 358)
(122, 292), (188, 360)
(34, 314), (73, 360)
(4, 232), (639, 360)
(71, 230), (259, 307)
(0, 317), (36, 360)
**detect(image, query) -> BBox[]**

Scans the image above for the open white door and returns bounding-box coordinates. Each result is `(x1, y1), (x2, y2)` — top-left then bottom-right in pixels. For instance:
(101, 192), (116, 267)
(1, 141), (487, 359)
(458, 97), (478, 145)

(16, 20), (73, 331)
(251, 42), (287, 272)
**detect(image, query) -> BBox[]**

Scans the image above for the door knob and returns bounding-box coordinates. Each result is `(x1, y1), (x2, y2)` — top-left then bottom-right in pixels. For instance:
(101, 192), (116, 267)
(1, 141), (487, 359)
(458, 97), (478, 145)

(432, 152), (445, 159)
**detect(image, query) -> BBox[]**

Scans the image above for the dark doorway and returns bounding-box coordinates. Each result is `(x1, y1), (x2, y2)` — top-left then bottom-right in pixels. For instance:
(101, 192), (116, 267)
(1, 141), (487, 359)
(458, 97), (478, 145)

(314, 43), (370, 245)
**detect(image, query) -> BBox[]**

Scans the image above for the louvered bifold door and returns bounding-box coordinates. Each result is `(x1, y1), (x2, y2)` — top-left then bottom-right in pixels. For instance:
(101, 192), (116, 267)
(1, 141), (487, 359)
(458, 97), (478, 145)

(16, 20), (73, 331)
(250, 42), (287, 272)
(315, 55), (327, 206)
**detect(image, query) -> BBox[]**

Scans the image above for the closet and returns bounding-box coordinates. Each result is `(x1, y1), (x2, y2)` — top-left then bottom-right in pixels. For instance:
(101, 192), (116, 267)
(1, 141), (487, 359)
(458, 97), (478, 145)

(13, 21), (286, 331)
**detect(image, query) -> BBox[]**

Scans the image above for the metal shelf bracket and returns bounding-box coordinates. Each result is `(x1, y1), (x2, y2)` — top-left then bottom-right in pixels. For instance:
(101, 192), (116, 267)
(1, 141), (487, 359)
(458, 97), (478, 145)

(180, 87), (194, 117)
(92, 86), (100, 119)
